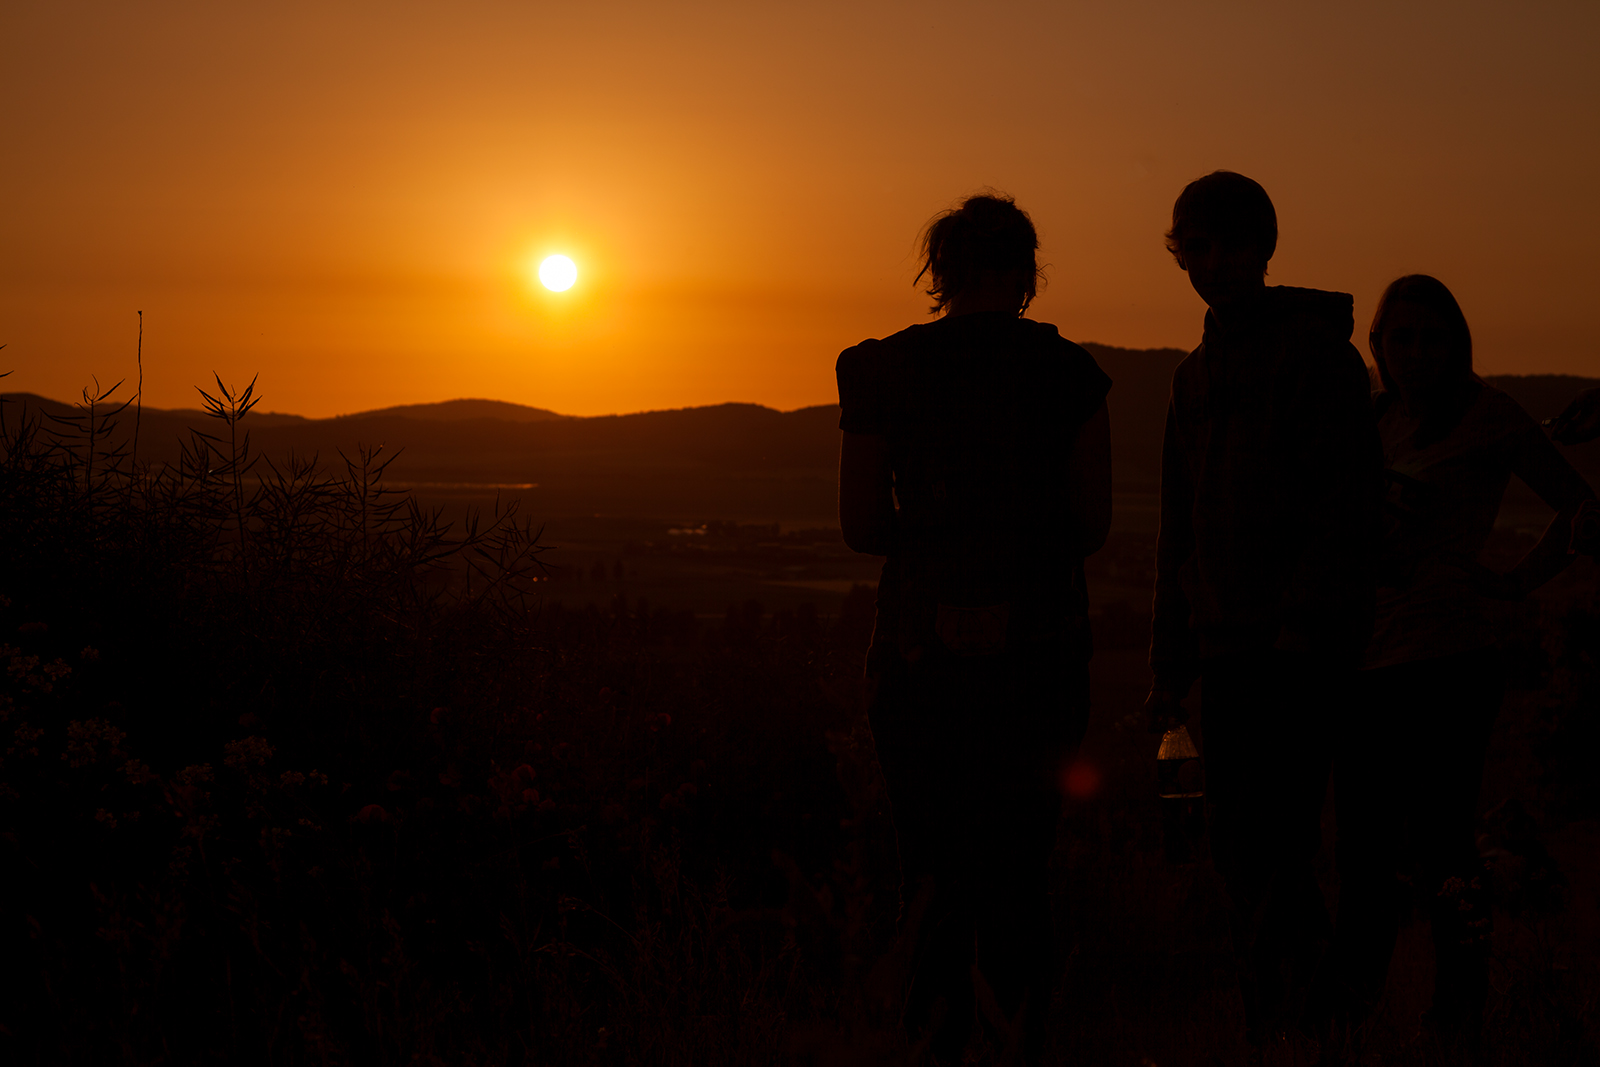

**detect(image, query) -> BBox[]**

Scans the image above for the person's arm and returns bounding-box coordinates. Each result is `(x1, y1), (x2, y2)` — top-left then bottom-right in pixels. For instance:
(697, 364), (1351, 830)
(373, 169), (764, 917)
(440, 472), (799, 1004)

(1475, 424), (1595, 599)
(1549, 386), (1600, 445)
(839, 431), (894, 556)
(1573, 501), (1600, 556)
(835, 339), (893, 555)
(1148, 396), (1198, 728)
(1067, 401), (1112, 558)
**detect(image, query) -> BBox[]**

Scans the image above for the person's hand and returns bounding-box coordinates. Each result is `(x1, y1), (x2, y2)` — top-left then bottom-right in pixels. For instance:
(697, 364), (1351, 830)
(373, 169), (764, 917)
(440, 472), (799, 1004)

(1572, 499), (1600, 556)
(1548, 386), (1600, 445)
(1461, 559), (1526, 601)
(1144, 689), (1189, 734)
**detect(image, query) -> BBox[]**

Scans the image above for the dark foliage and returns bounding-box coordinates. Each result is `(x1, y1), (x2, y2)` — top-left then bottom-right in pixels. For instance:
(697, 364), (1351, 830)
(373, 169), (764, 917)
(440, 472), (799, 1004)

(0, 384), (888, 1065)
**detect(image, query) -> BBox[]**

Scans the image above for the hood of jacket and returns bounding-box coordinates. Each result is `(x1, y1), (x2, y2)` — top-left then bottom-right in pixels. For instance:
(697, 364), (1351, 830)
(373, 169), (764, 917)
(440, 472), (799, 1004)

(1203, 285), (1356, 347)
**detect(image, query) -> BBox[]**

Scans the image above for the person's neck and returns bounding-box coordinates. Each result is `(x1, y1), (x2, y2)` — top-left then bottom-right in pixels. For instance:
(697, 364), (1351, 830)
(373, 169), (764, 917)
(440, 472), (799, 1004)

(1205, 281), (1268, 331)
(945, 281), (1026, 318)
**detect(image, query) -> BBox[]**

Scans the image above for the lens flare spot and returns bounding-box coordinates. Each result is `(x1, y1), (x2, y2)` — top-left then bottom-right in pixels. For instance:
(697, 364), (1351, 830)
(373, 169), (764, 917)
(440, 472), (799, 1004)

(1061, 758), (1102, 799)
(538, 254), (578, 292)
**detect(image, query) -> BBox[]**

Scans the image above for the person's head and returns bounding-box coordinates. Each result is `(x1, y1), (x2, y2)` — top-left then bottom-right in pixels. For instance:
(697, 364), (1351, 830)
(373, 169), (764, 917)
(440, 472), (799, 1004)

(1165, 171), (1276, 311)
(917, 193), (1042, 316)
(1369, 274), (1474, 405)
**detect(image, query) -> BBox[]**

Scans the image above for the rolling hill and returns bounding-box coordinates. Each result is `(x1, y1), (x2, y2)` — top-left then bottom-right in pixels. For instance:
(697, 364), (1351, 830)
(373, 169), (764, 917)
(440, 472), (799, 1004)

(4, 351), (1595, 525)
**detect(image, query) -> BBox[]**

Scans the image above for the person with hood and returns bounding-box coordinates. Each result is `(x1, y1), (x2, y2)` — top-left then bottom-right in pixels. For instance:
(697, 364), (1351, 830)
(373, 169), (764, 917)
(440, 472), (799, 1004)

(1311, 275), (1594, 1040)
(837, 192), (1112, 1066)
(1145, 171), (1382, 1046)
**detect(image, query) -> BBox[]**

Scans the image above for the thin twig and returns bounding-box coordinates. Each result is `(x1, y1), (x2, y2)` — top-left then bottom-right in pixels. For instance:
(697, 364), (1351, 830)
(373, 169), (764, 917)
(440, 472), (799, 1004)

(134, 311), (143, 463)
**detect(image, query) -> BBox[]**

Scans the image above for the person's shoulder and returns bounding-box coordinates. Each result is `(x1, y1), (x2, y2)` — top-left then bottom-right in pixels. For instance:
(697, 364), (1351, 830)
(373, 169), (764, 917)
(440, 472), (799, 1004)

(1471, 381), (1541, 434)
(883, 319), (945, 345)
(837, 329), (904, 379)
(1015, 317), (1066, 341)
(1002, 317), (1084, 361)
(1269, 287), (1369, 388)
(1169, 340), (1209, 397)
(839, 328), (933, 432)
(836, 336), (879, 370)
(1271, 287), (1358, 344)
(835, 336), (888, 408)
(1018, 318), (1088, 359)
(1270, 285), (1355, 338)
(1019, 319), (1113, 395)
(838, 320), (939, 366)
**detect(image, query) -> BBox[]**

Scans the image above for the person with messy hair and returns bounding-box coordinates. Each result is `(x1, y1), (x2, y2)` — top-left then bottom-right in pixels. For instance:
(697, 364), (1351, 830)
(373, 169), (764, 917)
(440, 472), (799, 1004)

(837, 192), (1111, 1065)
(1145, 171), (1382, 1048)
(1309, 274), (1594, 1041)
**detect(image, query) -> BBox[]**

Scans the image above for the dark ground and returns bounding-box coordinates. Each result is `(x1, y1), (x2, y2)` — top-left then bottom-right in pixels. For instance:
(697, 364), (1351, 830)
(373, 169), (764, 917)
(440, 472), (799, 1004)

(463, 500), (1600, 1067)
(4, 373), (1598, 1066)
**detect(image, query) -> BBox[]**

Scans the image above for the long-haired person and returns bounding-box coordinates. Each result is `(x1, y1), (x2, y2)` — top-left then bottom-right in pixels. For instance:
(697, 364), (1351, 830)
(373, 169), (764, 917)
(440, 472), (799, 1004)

(837, 193), (1111, 1065)
(1315, 275), (1594, 1039)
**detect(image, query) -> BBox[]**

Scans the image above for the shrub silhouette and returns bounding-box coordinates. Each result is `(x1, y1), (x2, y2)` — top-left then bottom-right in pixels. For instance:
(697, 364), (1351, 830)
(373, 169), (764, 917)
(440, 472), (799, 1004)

(0, 378), (885, 1065)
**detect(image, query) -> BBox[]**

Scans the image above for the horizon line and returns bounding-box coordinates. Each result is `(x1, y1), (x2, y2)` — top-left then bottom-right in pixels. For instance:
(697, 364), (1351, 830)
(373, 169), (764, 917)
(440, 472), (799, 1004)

(5, 363), (1597, 424)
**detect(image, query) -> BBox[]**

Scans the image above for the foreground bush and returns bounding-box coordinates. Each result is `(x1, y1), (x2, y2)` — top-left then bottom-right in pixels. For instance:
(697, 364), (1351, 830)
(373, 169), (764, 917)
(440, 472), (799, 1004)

(0, 384), (886, 1065)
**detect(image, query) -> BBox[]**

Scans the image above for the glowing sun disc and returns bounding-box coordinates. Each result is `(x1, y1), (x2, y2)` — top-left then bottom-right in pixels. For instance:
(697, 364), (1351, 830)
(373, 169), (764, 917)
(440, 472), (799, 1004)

(538, 254), (578, 292)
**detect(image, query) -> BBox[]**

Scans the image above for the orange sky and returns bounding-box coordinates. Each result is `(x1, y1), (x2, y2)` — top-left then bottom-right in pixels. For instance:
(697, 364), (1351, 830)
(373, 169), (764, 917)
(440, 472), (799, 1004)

(3, 0), (1596, 417)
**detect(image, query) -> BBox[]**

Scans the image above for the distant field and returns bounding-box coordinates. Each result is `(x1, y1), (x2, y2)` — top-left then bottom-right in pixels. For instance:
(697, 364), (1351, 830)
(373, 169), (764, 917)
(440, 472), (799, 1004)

(6, 356), (1592, 526)
(4, 363), (1595, 613)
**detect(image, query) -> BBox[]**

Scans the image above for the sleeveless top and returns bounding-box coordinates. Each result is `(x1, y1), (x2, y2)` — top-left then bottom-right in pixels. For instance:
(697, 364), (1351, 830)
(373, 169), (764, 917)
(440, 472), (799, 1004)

(1367, 383), (1570, 668)
(836, 312), (1111, 669)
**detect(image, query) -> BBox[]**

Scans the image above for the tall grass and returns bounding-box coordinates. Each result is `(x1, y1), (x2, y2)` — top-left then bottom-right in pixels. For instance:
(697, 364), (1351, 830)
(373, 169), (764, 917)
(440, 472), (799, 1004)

(0, 381), (888, 1065)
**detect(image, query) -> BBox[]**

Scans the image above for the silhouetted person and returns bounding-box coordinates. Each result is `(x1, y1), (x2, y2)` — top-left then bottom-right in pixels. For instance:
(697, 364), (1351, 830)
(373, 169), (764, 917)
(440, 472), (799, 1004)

(1313, 275), (1595, 1038)
(837, 193), (1111, 1065)
(1145, 171), (1381, 1046)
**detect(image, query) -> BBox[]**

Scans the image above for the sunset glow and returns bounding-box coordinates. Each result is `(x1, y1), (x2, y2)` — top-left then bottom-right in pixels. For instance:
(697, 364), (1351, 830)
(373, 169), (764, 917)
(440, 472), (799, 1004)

(3, 8), (1597, 1057)
(1, 2), (1595, 418)
(538, 255), (578, 293)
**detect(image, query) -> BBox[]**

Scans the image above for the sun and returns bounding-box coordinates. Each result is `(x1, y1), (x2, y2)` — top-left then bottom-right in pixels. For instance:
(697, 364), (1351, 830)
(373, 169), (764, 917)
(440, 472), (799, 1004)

(537, 254), (578, 292)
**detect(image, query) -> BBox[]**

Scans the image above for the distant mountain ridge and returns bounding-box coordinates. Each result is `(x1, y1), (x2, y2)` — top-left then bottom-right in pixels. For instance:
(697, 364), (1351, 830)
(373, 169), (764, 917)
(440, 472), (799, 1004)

(339, 398), (570, 423)
(4, 358), (1596, 523)
(0, 396), (574, 426)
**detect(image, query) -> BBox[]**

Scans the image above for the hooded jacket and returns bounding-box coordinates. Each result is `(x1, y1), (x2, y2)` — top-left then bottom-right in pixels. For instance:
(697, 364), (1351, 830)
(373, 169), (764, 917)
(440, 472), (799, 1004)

(1150, 286), (1382, 694)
